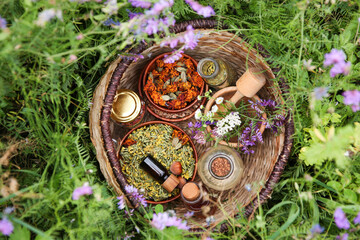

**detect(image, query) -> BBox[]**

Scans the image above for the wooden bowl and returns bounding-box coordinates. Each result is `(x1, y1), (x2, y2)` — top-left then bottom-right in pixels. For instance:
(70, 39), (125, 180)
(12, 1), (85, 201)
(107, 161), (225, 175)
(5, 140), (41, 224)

(117, 121), (198, 204)
(204, 86), (267, 148)
(142, 52), (206, 115)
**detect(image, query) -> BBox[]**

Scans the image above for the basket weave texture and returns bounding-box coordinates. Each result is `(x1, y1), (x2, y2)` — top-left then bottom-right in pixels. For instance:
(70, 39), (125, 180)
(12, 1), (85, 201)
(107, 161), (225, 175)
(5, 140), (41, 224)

(89, 19), (294, 229)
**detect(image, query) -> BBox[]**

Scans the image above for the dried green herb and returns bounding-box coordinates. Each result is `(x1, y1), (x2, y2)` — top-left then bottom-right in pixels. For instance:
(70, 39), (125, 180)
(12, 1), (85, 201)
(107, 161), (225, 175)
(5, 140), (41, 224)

(120, 124), (195, 201)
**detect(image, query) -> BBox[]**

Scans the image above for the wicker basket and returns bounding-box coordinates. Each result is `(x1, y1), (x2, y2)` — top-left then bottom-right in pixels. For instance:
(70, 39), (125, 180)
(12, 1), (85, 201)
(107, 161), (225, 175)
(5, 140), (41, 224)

(89, 19), (294, 230)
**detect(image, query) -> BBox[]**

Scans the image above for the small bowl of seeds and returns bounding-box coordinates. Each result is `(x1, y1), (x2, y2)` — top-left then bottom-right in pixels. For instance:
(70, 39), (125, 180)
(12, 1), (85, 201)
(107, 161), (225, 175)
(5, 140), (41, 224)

(117, 121), (198, 204)
(141, 53), (207, 121)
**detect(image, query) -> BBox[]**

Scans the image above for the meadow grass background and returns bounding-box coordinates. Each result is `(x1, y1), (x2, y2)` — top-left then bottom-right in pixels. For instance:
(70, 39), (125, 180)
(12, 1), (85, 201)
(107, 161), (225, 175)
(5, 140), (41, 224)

(0, 0), (360, 239)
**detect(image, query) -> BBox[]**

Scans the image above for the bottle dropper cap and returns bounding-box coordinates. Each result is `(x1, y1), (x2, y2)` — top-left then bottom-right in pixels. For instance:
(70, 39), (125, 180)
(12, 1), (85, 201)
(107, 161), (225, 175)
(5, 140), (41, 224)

(162, 174), (180, 192)
(181, 182), (200, 201)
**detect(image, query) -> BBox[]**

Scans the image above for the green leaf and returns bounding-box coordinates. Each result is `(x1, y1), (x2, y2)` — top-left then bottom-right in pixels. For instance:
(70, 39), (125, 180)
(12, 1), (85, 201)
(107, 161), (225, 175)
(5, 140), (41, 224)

(10, 224), (31, 240)
(93, 14), (107, 21)
(155, 204), (164, 214)
(327, 181), (342, 192)
(343, 189), (357, 203)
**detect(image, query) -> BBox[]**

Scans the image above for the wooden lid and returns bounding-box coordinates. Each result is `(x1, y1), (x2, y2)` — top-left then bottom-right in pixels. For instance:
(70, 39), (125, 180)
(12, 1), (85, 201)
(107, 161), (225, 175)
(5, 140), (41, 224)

(162, 174), (180, 192)
(182, 182), (200, 201)
(177, 176), (187, 189)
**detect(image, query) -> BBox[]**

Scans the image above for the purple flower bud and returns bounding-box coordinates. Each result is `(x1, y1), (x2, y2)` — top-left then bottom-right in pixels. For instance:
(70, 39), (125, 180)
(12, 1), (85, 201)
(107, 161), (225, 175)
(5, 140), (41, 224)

(334, 208), (350, 230)
(0, 218), (13, 236)
(310, 224), (324, 234)
(343, 90), (360, 112)
(0, 15), (7, 29)
(129, 0), (151, 9)
(72, 182), (93, 200)
(188, 122), (194, 128)
(324, 49), (346, 67)
(184, 0), (215, 18)
(354, 211), (360, 224)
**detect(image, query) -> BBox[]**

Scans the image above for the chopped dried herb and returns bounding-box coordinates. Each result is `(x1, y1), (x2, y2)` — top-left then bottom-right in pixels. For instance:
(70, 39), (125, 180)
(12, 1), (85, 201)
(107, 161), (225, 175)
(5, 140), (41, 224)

(120, 124), (196, 201)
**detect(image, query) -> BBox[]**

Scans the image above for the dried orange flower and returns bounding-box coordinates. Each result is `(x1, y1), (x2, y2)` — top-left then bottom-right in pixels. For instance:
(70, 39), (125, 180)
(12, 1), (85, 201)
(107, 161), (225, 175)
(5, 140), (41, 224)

(123, 138), (137, 147)
(145, 55), (204, 110)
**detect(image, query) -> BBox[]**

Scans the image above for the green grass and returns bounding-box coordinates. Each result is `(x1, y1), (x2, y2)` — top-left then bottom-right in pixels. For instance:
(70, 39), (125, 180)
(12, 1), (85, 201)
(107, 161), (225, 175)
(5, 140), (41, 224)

(0, 0), (360, 239)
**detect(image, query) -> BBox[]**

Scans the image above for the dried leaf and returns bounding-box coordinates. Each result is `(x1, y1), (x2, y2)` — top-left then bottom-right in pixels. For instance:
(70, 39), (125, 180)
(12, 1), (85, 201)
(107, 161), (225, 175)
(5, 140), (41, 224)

(177, 62), (185, 66)
(175, 142), (182, 150)
(163, 79), (170, 89)
(172, 137), (179, 147)
(169, 93), (177, 100)
(181, 72), (187, 82)
(161, 95), (170, 101)
(176, 67), (187, 72)
(149, 72), (153, 80)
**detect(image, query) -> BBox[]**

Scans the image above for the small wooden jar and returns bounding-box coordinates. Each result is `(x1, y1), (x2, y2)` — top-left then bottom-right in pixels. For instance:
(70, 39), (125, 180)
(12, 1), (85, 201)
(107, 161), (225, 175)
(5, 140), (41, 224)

(111, 89), (145, 128)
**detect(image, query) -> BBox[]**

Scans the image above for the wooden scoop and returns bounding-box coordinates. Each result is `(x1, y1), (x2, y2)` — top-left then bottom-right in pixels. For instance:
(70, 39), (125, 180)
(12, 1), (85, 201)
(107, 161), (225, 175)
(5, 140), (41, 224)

(216, 68), (266, 113)
(228, 68), (265, 104)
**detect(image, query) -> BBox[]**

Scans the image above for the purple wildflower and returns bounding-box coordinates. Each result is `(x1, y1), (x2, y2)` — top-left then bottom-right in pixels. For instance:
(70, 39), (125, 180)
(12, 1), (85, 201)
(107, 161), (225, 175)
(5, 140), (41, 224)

(184, 0), (215, 18)
(125, 209), (135, 217)
(193, 131), (206, 144)
(310, 224), (324, 234)
(334, 208), (350, 230)
(72, 182), (93, 200)
(313, 87), (329, 100)
(183, 25), (198, 50)
(164, 50), (184, 64)
(336, 233), (349, 240)
(126, 9), (142, 19)
(160, 37), (179, 48)
(144, 18), (159, 35)
(342, 90), (360, 112)
(194, 121), (202, 128)
(0, 15), (7, 29)
(354, 211), (360, 224)
(118, 53), (144, 62)
(151, 212), (189, 230)
(0, 218), (13, 236)
(330, 61), (351, 77)
(76, 33), (84, 40)
(103, 18), (120, 26)
(184, 211), (194, 218)
(205, 120), (211, 125)
(129, 0), (151, 9)
(188, 122), (194, 128)
(117, 195), (126, 210)
(125, 185), (147, 207)
(146, 0), (174, 16)
(324, 49), (346, 67)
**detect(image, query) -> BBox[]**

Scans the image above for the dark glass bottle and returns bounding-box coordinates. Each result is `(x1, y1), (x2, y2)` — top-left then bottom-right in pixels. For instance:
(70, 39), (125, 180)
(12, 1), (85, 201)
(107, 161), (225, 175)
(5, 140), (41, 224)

(140, 156), (179, 192)
(180, 182), (217, 216)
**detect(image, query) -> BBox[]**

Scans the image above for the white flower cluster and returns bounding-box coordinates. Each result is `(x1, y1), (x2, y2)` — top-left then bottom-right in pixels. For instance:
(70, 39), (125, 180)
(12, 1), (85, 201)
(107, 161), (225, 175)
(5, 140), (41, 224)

(215, 112), (242, 136)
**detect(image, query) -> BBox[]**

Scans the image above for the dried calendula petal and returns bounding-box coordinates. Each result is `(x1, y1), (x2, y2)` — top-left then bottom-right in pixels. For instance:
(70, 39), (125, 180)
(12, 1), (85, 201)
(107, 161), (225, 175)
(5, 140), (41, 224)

(163, 79), (170, 89)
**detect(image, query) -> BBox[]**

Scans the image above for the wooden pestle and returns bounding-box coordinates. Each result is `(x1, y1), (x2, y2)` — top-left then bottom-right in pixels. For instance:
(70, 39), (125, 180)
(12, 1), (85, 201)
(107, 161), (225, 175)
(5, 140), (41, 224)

(217, 68), (266, 113)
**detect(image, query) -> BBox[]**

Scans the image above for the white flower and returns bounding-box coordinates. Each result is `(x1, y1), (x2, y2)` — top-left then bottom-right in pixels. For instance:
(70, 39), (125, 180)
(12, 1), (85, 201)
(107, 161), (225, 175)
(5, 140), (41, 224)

(206, 111), (214, 118)
(303, 59), (316, 71)
(195, 109), (202, 120)
(215, 112), (241, 136)
(197, 95), (202, 100)
(200, 105), (204, 109)
(102, 0), (119, 15)
(36, 9), (63, 27)
(215, 97), (224, 104)
(211, 105), (218, 113)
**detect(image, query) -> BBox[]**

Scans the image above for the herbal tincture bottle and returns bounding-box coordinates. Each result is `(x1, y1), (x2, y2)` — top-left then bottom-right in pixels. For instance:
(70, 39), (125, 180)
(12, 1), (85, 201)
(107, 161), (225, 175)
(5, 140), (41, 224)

(197, 57), (236, 89)
(140, 156), (180, 193)
(180, 182), (212, 212)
